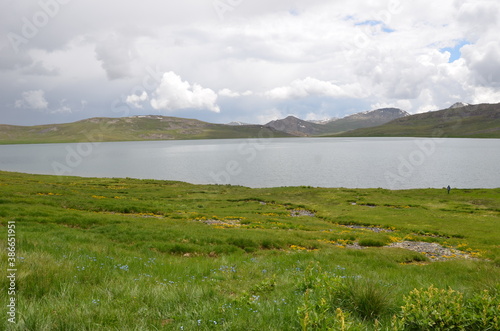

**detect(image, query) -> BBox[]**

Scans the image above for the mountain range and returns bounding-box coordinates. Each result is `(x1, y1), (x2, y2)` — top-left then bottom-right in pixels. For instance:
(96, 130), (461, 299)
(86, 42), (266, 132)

(337, 102), (500, 138)
(266, 108), (410, 136)
(0, 103), (498, 144)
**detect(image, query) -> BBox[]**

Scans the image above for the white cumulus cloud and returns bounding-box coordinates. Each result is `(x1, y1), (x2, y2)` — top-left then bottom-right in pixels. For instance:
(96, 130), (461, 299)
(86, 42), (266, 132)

(3, 0), (500, 125)
(126, 91), (149, 108)
(15, 90), (49, 110)
(150, 72), (220, 113)
(218, 88), (254, 98)
(218, 88), (240, 98)
(265, 77), (364, 100)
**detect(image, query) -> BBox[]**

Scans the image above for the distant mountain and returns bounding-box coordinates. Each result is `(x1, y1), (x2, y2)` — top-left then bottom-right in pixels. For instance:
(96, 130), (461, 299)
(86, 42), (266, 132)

(449, 102), (471, 109)
(3, 103), (496, 144)
(265, 108), (409, 136)
(308, 118), (339, 124)
(265, 116), (324, 136)
(320, 108), (409, 135)
(336, 103), (500, 138)
(0, 115), (292, 144)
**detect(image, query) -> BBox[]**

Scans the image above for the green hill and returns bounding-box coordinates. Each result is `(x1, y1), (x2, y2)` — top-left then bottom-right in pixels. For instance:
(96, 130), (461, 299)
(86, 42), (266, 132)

(336, 103), (500, 138)
(0, 115), (292, 144)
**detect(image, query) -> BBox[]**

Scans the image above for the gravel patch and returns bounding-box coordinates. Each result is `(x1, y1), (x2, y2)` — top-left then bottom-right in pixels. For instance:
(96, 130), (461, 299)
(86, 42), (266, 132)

(342, 225), (393, 233)
(290, 209), (316, 217)
(340, 240), (478, 262)
(387, 241), (476, 262)
(198, 219), (241, 226)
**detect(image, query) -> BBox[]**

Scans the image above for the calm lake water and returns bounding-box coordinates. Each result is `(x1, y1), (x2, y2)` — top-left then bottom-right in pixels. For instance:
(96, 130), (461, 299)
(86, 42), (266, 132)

(0, 137), (499, 189)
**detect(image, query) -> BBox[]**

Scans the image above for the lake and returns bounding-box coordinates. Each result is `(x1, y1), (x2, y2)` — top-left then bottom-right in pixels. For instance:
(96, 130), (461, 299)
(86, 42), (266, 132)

(0, 137), (499, 189)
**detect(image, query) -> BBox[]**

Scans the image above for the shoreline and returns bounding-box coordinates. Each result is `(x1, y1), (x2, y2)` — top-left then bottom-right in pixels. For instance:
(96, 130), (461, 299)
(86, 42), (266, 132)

(1, 170), (499, 191)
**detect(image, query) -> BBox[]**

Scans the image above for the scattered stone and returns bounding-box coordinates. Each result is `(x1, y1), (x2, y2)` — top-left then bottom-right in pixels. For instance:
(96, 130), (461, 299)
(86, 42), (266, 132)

(345, 242), (364, 250)
(290, 209), (316, 217)
(197, 219), (241, 227)
(342, 225), (393, 233)
(388, 241), (477, 262)
(200, 219), (225, 225)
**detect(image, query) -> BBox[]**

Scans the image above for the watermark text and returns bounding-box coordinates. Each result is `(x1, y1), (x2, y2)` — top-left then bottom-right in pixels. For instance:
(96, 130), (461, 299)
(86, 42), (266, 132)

(6, 220), (17, 324)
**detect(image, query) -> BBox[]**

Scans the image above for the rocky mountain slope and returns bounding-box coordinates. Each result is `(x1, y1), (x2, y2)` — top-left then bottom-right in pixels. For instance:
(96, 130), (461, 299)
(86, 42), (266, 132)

(337, 103), (500, 138)
(265, 116), (325, 136)
(320, 108), (409, 134)
(265, 108), (409, 136)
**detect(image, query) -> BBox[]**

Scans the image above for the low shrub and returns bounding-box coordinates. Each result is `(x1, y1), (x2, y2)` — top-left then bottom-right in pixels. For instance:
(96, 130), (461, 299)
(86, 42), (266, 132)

(297, 263), (394, 328)
(400, 285), (500, 330)
(358, 239), (385, 247)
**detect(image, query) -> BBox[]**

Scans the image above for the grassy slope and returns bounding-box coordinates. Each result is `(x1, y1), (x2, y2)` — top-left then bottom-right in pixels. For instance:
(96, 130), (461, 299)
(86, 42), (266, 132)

(335, 103), (500, 138)
(0, 171), (499, 330)
(0, 116), (292, 144)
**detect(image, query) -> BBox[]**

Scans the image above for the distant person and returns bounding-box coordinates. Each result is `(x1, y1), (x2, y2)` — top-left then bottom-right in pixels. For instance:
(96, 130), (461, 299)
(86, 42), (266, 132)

(447, 185), (451, 194)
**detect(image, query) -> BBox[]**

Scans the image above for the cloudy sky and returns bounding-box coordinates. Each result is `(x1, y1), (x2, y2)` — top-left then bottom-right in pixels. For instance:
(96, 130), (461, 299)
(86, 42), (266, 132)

(1, 0), (500, 126)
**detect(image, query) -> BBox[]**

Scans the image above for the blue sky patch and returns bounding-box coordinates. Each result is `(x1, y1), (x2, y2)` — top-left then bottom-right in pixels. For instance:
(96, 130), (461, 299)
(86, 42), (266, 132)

(355, 20), (395, 33)
(440, 40), (471, 63)
(355, 20), (382, 26)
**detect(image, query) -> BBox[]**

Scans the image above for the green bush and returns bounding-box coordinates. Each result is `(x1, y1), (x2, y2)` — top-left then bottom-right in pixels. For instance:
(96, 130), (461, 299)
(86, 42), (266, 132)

(400, 286), (500, 330)
(297, 263), (394, 329)
(298, 293), (363, 331)
(296, 262), (342, 293)
(466, 289), (500, 330)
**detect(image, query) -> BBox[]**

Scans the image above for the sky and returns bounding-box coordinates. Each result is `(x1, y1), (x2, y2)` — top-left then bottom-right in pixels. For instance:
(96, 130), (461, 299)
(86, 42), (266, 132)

(1, 0), (500, 126)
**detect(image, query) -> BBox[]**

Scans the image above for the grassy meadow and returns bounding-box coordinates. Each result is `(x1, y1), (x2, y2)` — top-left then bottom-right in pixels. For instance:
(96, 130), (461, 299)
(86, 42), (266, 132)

(0, 171), (499, 330)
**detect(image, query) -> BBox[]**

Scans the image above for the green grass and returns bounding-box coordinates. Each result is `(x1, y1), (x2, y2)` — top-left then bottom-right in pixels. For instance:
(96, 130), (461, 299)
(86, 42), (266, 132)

(0, 116), (292, 145)
(0, 171), (499, 330)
